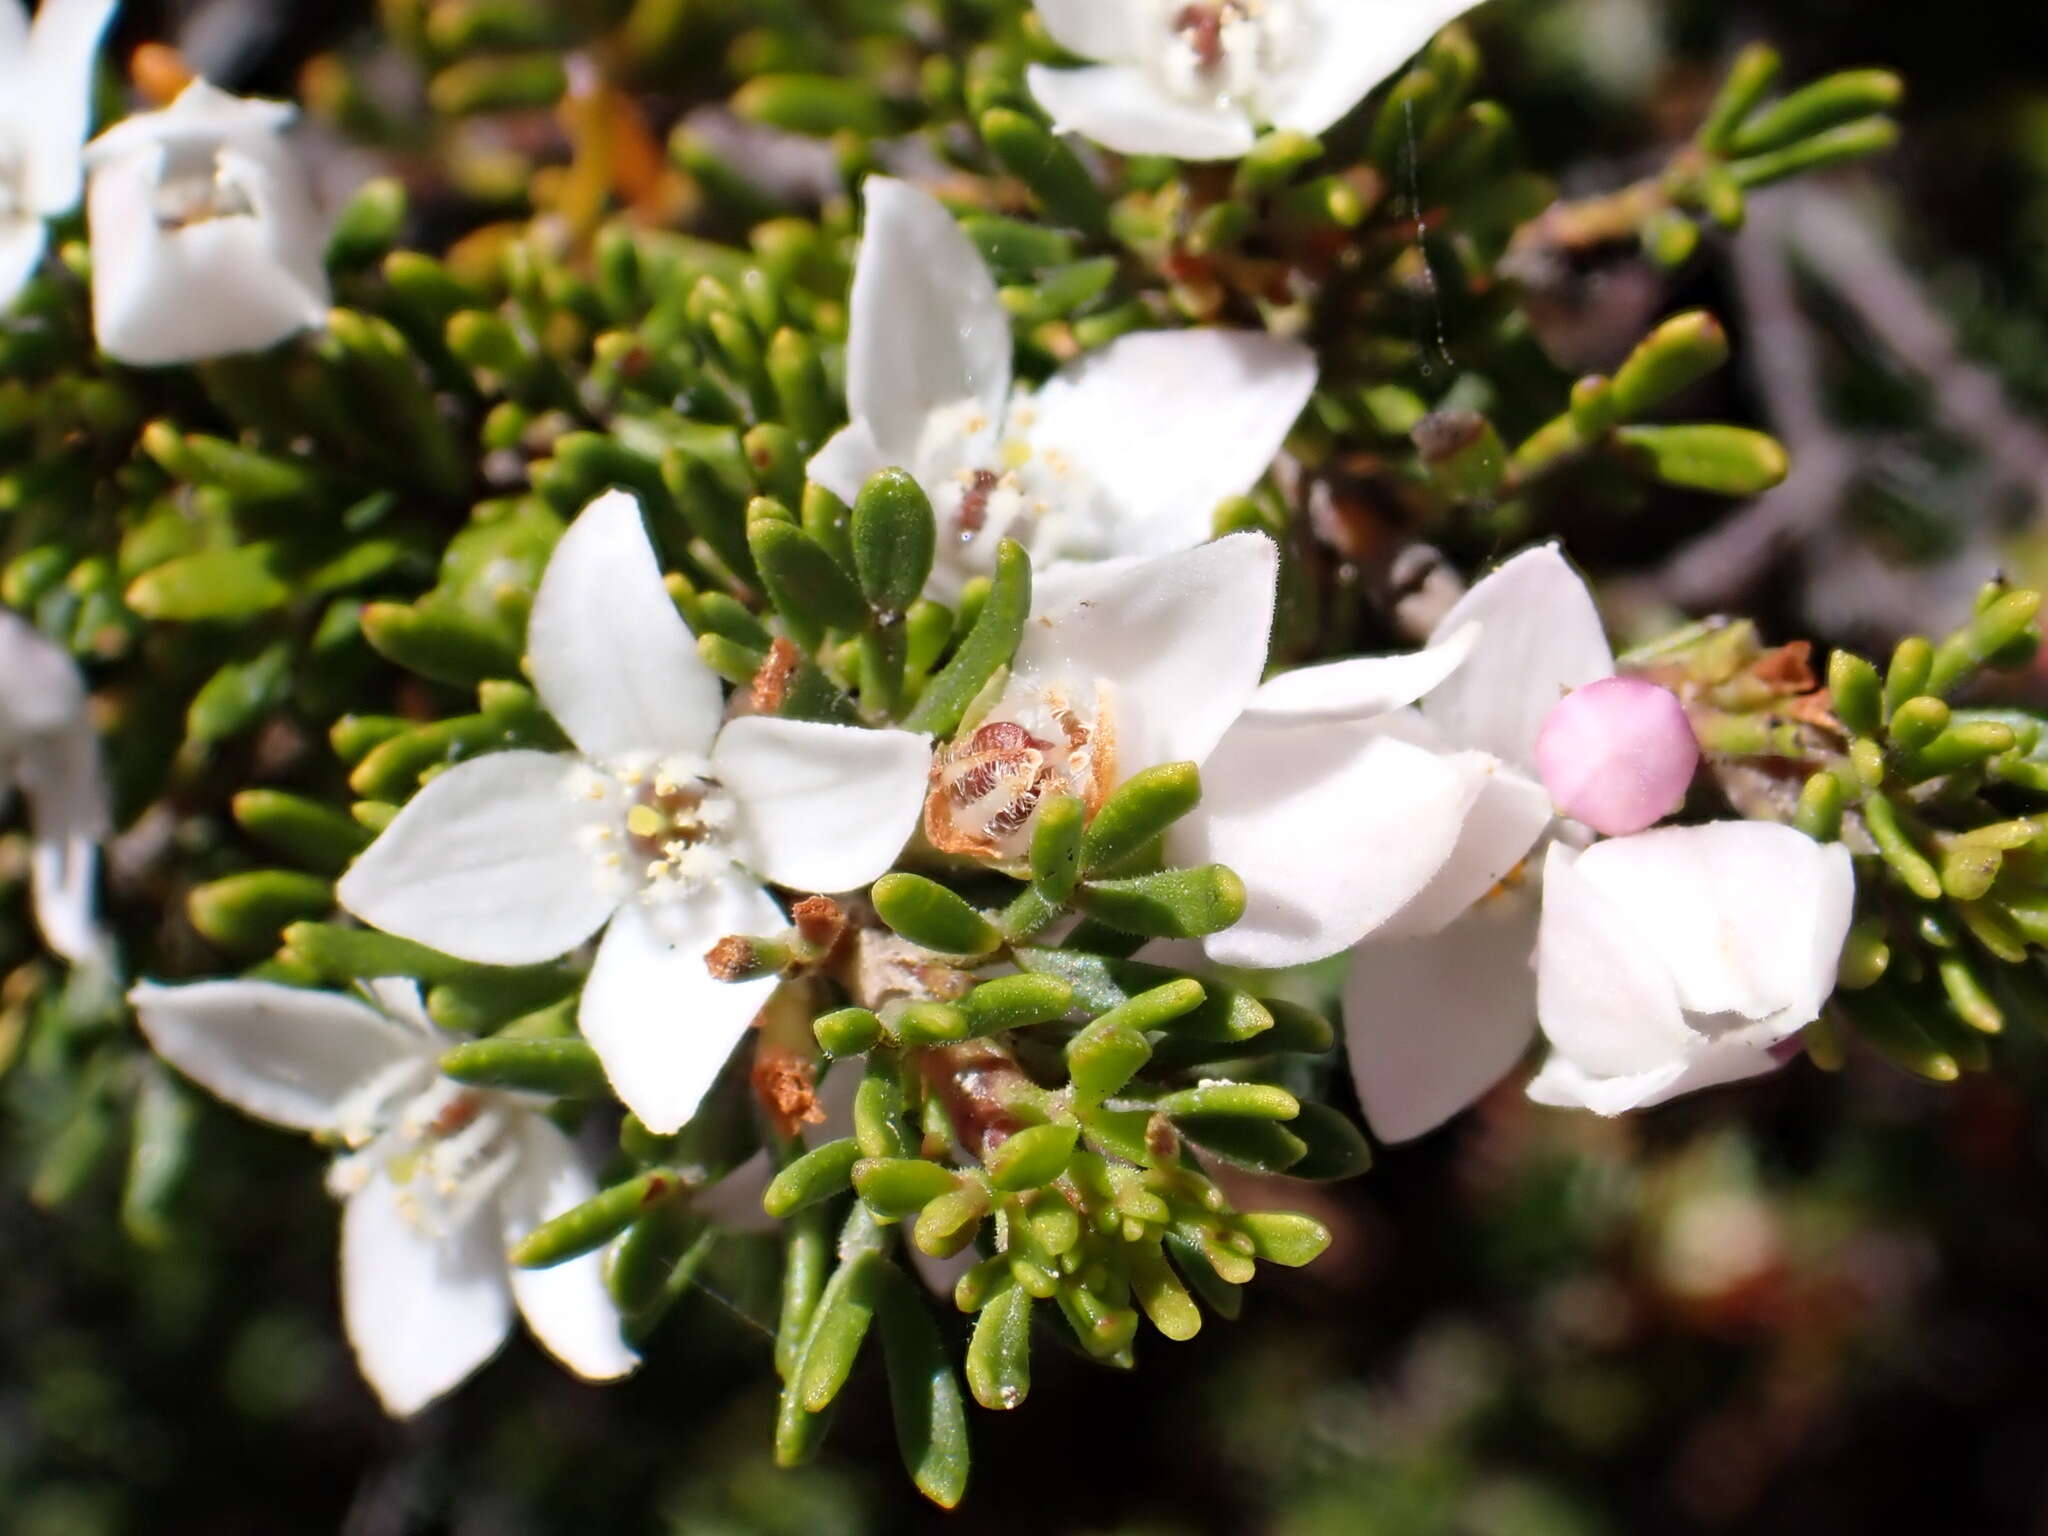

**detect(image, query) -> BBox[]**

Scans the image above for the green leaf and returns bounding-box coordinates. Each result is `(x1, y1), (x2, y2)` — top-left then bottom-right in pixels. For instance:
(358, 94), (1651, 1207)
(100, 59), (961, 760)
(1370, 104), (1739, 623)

(1174, 1115), (1308, 1174)
(360, 599), (522, 686)
(762, 1138), (862, 1219)
(282, 921), (471, 984)
(188, 871), (333, 955)
(232, 790), (370, 875)
(751, 518), (868, 636)
(965, 1279), (1033, 1410)
(959, 973), (1073, 1035)
(1697, 42), (1782, 152)
(1080, 762), (1201, 873)
(511, 1169), (683, 1267)
(1728, 69), (1903, 157)
(438, 1038), (608, 1097)
(814, 1006), (884, 1056)
(980, 108), (1108, 234)
(1612, 424), (1788, 495)
(904, 538), (1031, 737)
(326, 176), (408, 269)
(734, 73), (893, 136)
(1284, 1102), (1375, 1181)
(1606, 311), (1729, 420)
(126, 546), (290, 621)
(797, 1249), (887, 1412)
(855, 1058), (914, 1159)
(851, 468), (937, 616)
(985, 1123), (1077, 1192)
(1077, 864), (1248, 939)
(877, 1268), (972, 1508)
(871, 873), (1002, 957)
(854, 1157), (959, 1221)
(1066, 1018), (1152, 1102)
(1237, 1211), (1331, 1267)
(1013, 948), (1272, 1042)
(1154, 1082), (1300, 1120)
(606, 1205), (719, 1339)
(1028, 794), (1086, 903)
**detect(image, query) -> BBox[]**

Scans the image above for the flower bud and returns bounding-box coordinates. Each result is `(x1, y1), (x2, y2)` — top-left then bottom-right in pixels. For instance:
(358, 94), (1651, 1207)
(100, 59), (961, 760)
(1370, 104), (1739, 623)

(1535, 676), (1700, 836)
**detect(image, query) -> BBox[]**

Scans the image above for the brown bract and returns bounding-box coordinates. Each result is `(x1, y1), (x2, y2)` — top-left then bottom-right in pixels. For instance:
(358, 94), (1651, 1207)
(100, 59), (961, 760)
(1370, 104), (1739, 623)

(753, 1044), (825, 1140)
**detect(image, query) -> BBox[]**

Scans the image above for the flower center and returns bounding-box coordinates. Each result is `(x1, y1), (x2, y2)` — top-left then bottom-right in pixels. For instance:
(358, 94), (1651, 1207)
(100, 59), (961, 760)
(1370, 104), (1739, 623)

(572, 754), (739, 903)
(1154, 0), (1299, 106)
(924, 684), (1118, 862)
(915, 396), (1110, 592)
(151, 141), (258, 230)
(328, 1066), (523, 1238)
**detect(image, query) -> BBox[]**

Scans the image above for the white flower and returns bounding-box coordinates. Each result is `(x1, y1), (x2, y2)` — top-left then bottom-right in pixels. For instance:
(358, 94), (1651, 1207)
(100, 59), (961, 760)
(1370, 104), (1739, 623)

(809, 177), (1316, 600)
(83, 78), (330, 366)
(1524, 823), (1852, 1115)
(338, 490), (935, 1135)
(0, 0), (116, 310)
(1171, 544), (1850, 1138)
(131, 977), (637, 1414)
(925, 531), (1277, 865)
(1026, 0), (1483, 161)
(0, 608), (110, 964)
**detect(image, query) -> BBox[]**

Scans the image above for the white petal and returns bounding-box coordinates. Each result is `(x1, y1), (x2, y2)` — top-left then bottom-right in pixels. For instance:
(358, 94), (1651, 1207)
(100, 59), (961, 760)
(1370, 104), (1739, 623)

(85, 79), (298, 167)
(1533, 841), (1695, 1078)
(1026, 64), (1258, 160)
(1527, 1030), (1785, 1117)
(1262, 0), (1481, 138)
(1419, 543), (1614, 774)
(87, 144), (330, 367)
(526, 490), (724, 763)
(24, 0), (116, 214)
(1027, 329), (1317, 557)
(714, 717), (933, 894)
(1568, 822), (1854, 1036)
(0, 214), (46, 311)
(498, 1117), (639, 1382)
(337, 751), (626, 967)
(1242, 623), (1479, 727)
(1342, 887), (1542, 1142)
(1034, 0), (1142, 61)
(1009, 532), (1276, 773)
(13, 712), (111, 965)
(579, 886), (784, 1135)
(130, 979), (427, 1134)
(0, 0), (25, 57)
(362, 977), (438, 1035)
(0, 607), (87, 733)
(846, 176), (1011, 465)
(341, 1173), (513, 1416)
(1376, 759), (1552, 940)
(1172, 720), (1483, 969)
(806, 419), (889, 508)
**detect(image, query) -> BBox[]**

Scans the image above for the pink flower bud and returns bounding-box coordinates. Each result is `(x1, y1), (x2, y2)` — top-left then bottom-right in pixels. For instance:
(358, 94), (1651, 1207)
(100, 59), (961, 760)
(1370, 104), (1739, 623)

(1535, 676), (1699, 836)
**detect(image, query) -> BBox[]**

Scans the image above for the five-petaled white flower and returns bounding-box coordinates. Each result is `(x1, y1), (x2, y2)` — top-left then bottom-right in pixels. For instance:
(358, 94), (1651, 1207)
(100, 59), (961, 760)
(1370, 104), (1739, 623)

(1172, 544), (1852, 1137)
(924, 531), (1276, 867)
(130, 976), (639, 1415)
(0, 0), (116, 311)
(809, 177), (1316, 601)
(338, 490), (935, 1135)
(84, 78), (330, 366)
(1026, 0), (1484, 162)
(1, 608), (110, 965)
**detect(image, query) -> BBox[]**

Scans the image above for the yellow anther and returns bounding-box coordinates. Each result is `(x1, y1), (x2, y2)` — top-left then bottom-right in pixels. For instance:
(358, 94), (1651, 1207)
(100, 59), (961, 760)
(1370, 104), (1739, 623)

(1000, 438), (1033, 470)
(627, 804), (667, 839)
